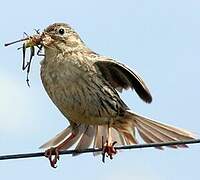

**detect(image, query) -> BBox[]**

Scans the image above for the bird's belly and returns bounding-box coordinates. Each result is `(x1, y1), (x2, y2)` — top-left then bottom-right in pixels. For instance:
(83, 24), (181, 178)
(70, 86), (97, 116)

(47, 82), (111, 125)
(41, 64), (115, 125)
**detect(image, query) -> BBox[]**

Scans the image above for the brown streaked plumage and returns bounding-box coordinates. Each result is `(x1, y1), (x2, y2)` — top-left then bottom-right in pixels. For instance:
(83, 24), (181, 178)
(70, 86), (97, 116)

(27, 23), (195, 167)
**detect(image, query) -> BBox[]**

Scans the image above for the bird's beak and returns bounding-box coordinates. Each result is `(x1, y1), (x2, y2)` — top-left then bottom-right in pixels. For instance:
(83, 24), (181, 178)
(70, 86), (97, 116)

(39, 32), (54, 47)
(25, 32), (54, 48)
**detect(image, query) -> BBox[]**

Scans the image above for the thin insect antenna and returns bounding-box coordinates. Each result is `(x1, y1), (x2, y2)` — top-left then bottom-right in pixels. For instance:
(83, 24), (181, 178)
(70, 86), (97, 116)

(4, 37), (29, 47)
(23, 32), (29, 37)
(34, 29), (40, 34)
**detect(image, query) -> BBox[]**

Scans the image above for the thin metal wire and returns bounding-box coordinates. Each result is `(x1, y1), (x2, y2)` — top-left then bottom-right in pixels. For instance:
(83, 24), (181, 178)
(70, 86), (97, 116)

(0, 139), (199, 161)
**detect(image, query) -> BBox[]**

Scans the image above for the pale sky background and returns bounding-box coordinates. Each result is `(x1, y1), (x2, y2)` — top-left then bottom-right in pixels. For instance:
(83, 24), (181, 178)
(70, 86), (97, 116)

(1, 0), (200, 179)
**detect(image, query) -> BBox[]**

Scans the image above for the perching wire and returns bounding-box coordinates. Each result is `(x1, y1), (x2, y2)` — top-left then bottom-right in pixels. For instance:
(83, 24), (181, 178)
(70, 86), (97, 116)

(0, 139), (199, 161)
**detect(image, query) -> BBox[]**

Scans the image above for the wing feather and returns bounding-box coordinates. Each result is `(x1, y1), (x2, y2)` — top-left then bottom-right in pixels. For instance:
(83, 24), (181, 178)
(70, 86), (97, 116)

(95, 60), (152, 103)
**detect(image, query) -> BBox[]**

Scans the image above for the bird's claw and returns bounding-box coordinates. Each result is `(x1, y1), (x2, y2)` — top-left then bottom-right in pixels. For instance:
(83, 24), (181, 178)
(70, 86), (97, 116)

(102, 141), (117, 163)
(45, 147), (60, 168)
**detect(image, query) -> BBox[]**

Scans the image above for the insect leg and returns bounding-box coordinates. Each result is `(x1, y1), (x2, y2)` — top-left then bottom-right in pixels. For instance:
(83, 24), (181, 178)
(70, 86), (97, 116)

(22, 43), (29, 70)
(26, 46), (35, 87)
(36, 45), (44, 56)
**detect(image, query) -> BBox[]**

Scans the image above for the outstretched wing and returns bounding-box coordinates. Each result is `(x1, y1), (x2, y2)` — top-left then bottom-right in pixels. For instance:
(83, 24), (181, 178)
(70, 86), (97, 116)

(94, 59), (152, 103)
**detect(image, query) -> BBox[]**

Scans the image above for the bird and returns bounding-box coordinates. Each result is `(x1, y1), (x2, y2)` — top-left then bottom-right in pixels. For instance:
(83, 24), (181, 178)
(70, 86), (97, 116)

(21, 23), (195, 168)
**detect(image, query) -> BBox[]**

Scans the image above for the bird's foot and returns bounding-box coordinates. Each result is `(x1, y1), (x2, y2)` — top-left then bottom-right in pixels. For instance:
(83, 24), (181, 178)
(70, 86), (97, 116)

(45, 147), (60, 168)
(102, 141), (117, 163)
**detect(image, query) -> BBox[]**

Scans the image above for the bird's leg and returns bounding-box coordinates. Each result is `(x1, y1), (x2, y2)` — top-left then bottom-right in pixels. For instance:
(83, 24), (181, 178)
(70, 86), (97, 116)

(44, 132), (76, 168)
(102, 125), (117, 163)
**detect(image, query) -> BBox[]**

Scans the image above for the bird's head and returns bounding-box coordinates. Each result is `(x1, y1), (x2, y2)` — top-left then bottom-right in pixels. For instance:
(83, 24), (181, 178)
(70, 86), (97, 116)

(4, 23), (87, 55)
(41, 23), (86, 53)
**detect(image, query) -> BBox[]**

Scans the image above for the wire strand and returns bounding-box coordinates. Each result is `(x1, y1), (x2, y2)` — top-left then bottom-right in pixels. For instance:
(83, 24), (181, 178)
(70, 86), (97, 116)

(0, 139), (199, 161)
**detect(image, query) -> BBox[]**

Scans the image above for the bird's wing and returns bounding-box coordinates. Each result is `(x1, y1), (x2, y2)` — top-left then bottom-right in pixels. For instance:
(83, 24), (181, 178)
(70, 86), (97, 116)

(94, 59), (152, 103)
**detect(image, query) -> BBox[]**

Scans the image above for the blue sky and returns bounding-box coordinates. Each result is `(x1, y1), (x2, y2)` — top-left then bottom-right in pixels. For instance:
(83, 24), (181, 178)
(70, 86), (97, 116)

(1, 0), (200, 179)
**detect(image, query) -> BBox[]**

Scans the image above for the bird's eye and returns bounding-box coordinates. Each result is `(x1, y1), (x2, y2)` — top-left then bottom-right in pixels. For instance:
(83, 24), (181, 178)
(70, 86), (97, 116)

(58, 28), (65, 35)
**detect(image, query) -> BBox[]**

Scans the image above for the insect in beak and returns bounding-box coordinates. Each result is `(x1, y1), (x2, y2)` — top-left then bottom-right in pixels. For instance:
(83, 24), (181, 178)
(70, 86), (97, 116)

(5, 32), (44, 87)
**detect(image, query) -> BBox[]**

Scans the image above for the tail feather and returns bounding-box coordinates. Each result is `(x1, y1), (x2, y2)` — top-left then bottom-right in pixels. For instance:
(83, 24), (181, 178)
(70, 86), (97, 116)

(39, 126), (72, 149)
(113, 120), (138, 145)
(136, 119), (180, 148)
(136, 127), (164, 150)
(135, 115), (194, 139)
(118, 133), (126, 146)
(93, 125), (108, 156)
(94, 125), (108, 148)
(114, 127), (138, 145)
(111, 127), (128, 145)
(56, 124), (88, 150)
(127, 111), (195, 148)
(73, 125), (96, 155)
(40, 124), (87, 150)
(123, 132), (137, 145)
(135, 119), (187, 148)
(93, 126), (102, 149)
(40, 111), (196, 153)
(93, 126), (128, 156)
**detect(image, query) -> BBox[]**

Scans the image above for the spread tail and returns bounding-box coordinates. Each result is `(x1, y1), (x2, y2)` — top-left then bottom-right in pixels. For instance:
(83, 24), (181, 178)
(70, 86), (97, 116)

(40, 111), (196, 154)
(115, 111), (196, 149)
